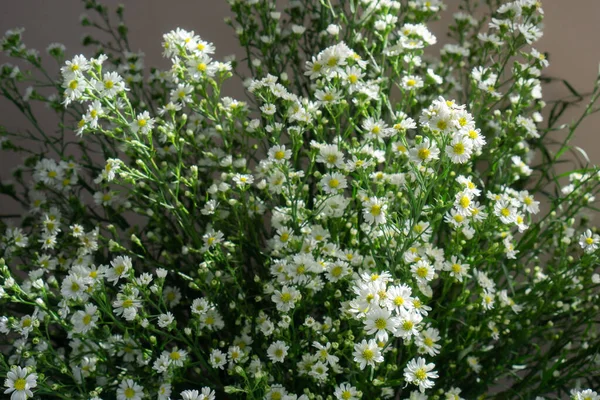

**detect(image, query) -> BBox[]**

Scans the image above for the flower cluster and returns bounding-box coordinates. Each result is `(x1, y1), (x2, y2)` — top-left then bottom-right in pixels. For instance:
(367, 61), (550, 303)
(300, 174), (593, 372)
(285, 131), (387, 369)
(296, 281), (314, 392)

(0, 0), (599, 399)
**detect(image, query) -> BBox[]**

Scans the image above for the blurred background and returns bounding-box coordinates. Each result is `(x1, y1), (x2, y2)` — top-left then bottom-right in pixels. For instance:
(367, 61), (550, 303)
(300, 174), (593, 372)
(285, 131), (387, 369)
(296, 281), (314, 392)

(1, 0), (599, 214)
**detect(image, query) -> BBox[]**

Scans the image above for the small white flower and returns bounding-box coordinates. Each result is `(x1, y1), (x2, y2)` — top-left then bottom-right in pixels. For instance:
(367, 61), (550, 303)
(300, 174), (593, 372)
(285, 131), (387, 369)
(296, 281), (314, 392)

(4, 366), (37, 400)
(352, 339), (384, 370)
(403, 357), (438, 393)
(267, 340), (289, 363)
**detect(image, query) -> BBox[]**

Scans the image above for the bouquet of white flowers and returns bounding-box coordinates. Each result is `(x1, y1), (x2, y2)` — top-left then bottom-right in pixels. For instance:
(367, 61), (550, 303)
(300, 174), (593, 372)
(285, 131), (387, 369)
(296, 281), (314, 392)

(1, 0), (599, 399)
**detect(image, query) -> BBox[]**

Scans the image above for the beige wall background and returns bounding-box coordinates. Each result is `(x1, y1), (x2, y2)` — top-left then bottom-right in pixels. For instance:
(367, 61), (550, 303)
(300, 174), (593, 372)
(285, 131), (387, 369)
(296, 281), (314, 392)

(1, 0), (600, 213)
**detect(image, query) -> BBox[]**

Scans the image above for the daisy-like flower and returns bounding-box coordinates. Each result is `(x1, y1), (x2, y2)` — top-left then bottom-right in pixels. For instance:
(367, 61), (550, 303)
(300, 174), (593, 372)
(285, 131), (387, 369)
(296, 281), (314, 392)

(180, 388), (216, 400)
(116, 379), (143, 400)
(315, 87), (342, 105)
(233, 173), (254, 188)
(403, 357), (438, 393)
(494, 199), (517, 224)
(416, 327), (442, 356)
(411, 260), (435, 284)
(362, 117), (394, 142)
(334, 383), (359, 400)
(402, 75), (424, 90)
(570, 389), (599, 400)
(443, 256), (470, 282)
(364, 305), (397, 342)
(362, 197), (387, 225)
(202, 229), (224, 252)
(317, 144), (345, 169)
(70, 303), (98, 334)
(267, 340), (289, 363)
(409, 138), (440, 165)
(394, 308), (423, 340)
(385, 284), (414, 311)
(320, 172), (348, 194)
(579, 229), (600, 254)
(352, 339), (384, 370)
(97, 71), (125, 98)
(130, 111), (154, 134)
(268, 145), (292, 163)
(466, 356), (482, 373)
(112, 288), (142, 321)
(446, 135), (473, 164)
(106, 255), (133, 285)
(210, 349), (227, 370)
(271, 285), (301, 312)
(4, 366), (37, 400)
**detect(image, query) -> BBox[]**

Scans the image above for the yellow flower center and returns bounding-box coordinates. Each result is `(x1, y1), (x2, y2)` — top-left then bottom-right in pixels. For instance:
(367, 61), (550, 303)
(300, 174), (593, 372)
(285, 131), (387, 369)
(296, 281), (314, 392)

(416, 266), (428, 278)
(329, 178), (340, 188)
(82, 314), (92, 325)
(274, 150), (285, 160)
(418, 148), (430, 160)
(453, 142), (465, 155)
(415, 368), (427, 381)
(406, 79), (416, 87)
(14, 378), (26, 391)
(170, 351), (181, 360)
(124, 387), (136, 398)
(394, 296), (404, 306)
(459, 196), (470, 209)
(104, 80), (114, 89)
(370, 204), (382, 216)
(452, 264), (462, 274)
(281, 292), (292, 302)
(122, 299), (134, 308)
(586, 237), (594, 245)
(362, 348), (374, 360)
(331, 266), (343, 277)
(402, 320), (414, 331)
(375, 318), (387, 330)
(348, 74), (358, 84)
(69, 80), (78, 90)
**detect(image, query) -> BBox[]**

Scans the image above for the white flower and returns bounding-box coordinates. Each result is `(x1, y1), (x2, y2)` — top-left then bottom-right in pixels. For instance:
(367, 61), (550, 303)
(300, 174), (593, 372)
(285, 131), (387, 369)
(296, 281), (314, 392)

(210, 349), (227, 369)
(271, 285), (301, 312)
(158, 312), (175, 328)
(4, 366), (37, 400)
(446, 135), (473, 164)
(466, 356), (482, 373)
(71, 304), (98, 334)
(394, 308), (423, 340)
(364, 305), (397, 342)
(352, 339), (384, 370)
(116, 379), (143, 400)
(320, 172), (348, 194)
(317, 144), (345, 169)
(402, 75), (424, 90)
(97, 71), (126, 98)
(411, 260), (435, 284)
(362, 197), (387, 225)
(267, 340), (289, 363)
(268, 145), (292, 163)
(106, 255), (133, 285)
(403, 357), (438, 393)
(579, 229), (599, 254)
(233, 173), (254, 188)
(130, 111), (154, 134)
(409, 138), (440, 165)
(180, 388), (216, 400)
(334, 383), (359, 400)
